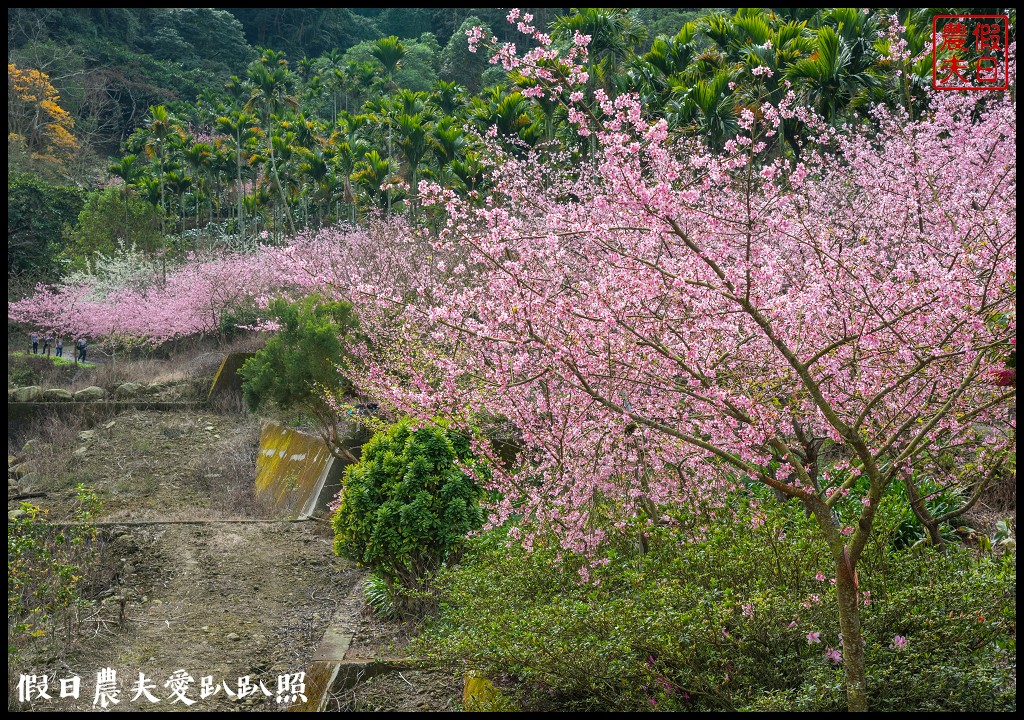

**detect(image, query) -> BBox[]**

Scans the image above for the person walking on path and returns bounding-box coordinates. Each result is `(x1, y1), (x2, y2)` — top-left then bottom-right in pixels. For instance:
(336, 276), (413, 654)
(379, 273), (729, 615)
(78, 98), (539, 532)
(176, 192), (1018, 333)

(55, 337), (64, 358)
(76, 337), (88, 363)
(30, 331), (39, 354)
(42, 333), (52, 356)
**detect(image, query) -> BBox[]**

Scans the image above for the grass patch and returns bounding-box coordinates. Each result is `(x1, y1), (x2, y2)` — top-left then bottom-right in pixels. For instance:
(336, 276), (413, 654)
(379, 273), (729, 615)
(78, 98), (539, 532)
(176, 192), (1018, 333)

(9, 411), (107, 492)
(10, 351), (94, 369)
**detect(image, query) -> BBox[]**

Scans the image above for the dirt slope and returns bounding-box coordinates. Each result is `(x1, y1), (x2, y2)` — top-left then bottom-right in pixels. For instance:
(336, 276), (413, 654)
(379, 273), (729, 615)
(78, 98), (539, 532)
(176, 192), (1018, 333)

(9, 408), (458, 712)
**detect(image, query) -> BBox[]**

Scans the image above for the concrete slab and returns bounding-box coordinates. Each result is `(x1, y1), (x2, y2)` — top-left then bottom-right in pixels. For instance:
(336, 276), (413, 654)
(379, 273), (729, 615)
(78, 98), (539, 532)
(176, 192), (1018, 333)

(207, 352), (255, 402)
(255, 422), (348, 518)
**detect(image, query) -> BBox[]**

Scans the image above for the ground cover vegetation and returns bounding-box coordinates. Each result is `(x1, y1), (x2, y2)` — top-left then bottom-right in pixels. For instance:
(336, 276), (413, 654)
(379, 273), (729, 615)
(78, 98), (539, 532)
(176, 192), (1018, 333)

(8, 7), (1017, 712)
(418, 494), (1015, 711)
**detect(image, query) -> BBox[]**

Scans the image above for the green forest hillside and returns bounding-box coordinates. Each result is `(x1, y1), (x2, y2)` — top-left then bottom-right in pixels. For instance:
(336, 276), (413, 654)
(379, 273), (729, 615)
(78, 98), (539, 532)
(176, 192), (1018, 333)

(7, 7), (1012, 292)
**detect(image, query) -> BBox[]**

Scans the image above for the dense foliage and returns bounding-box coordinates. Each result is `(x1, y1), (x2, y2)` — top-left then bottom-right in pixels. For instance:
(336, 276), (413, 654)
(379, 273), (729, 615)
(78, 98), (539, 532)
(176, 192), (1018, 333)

(64, 186), (165, 270)
(12, 8), (1010, 274)
(239, 295), (360, 459)
(8, 485), (105, 651)
(7, 172), (83, 289)
(331, 418), (486, 615)
(419, 496), (1016, 712)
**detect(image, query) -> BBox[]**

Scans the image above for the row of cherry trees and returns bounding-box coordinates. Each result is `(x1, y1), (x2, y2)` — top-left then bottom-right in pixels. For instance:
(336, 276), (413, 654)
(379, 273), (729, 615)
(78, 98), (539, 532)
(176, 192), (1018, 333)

(6, 220), (412, 348)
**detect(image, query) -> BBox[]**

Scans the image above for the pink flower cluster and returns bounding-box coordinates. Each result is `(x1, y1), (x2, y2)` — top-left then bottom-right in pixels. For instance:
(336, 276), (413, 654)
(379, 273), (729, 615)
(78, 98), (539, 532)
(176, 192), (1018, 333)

(345, 65), (1016, 554)
(11, 12), (1016, 573)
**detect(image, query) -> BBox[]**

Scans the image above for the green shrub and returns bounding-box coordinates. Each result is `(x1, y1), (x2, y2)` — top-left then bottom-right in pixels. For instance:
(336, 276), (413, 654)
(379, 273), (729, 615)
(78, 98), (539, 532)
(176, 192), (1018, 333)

(364, 572), (398, 620)
(8, 485), (105, 651)
(10, 367), (38, 387)
(239, 294), (359, 459)
(8, 353), (83, 386)
(778, 468), (969, 552)
(331, 418), (486, 617)
(417, 496), (1015, 712)
(879, 474), (968, 549)
(9, 354), (47, 386)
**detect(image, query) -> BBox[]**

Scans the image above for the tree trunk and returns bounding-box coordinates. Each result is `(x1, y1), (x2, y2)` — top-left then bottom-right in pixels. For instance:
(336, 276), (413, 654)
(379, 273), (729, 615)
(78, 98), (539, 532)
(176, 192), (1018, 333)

(236, 135), (246, 244)
(835, 548), (868, 711)
(409, 166), (418, 220)
(159, 177), (166, 237)
(268, 149), (295, 236)
(903, 476), (946, 549)
(124, 191), (131, 248)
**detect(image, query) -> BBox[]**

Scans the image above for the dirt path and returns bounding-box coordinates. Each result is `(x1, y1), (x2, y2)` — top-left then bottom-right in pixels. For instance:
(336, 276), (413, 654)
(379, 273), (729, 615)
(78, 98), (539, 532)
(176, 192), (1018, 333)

(11, 407), (462, 712)
(40, 521), (357, 712)
(11, 408), (463, 712)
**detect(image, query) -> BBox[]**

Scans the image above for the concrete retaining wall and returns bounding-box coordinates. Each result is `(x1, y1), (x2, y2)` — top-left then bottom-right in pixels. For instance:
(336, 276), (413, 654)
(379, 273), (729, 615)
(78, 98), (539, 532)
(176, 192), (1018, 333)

(208, 352), (256, 402)
(7, 401), (206, 441)
(255, 422), (350, 518)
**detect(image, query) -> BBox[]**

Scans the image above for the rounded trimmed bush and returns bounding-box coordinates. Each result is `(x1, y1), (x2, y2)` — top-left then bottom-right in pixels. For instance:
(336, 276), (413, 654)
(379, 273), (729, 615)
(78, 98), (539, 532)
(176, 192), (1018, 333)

(331, 418), (486, 616)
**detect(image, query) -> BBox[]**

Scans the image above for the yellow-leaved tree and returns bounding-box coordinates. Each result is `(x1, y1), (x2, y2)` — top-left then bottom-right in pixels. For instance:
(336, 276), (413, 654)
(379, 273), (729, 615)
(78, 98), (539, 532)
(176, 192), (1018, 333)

(8, 63), (79, 172)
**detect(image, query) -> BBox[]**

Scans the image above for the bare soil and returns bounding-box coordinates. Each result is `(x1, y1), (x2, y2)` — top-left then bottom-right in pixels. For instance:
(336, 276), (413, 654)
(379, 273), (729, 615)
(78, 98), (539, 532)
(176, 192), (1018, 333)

(328, 604), (463, 712)
(9, 406), (459, 712)
(325, 667), (463, 713)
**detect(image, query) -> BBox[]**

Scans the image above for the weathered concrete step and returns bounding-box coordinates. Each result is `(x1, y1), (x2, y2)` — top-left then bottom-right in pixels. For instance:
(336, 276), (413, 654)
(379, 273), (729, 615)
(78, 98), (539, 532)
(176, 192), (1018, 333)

(8, 401), (209, 440)
(290, 657), (417, 712)
(255, 421), (366, 519)
(289, 579), (421, 712)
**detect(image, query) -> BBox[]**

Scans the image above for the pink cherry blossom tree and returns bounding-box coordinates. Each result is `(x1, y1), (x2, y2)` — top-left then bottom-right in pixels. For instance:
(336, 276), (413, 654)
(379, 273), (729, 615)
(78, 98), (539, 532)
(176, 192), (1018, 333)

(5, 15), (1015, 711)
(7, 220), (420, 354)
(8, 252), (282, 350)
(344, 20), (1016, 712)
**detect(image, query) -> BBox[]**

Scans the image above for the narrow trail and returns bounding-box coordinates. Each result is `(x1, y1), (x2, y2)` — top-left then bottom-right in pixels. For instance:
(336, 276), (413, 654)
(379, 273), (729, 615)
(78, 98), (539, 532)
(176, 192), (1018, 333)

(10, 409), (359, 711)
(10, 407), (460, 712)
(32, 518), (320, 527)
